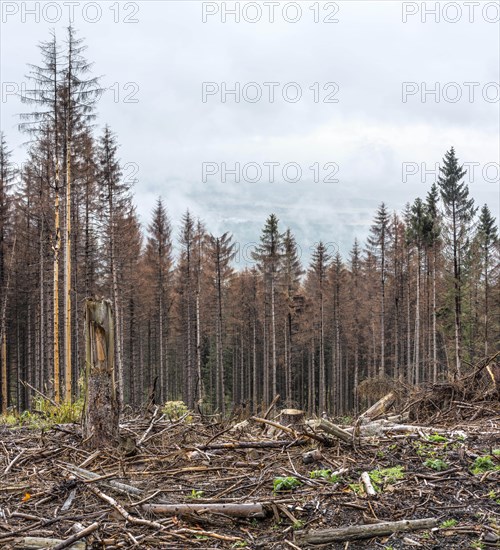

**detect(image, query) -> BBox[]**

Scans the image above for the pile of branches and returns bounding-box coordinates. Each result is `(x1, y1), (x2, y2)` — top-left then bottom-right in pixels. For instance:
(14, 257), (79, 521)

(404, 353), (500, 424)
(1, 394), (500, 548)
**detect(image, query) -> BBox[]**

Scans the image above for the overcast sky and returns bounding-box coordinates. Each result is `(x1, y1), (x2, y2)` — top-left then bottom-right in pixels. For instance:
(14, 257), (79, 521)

(1, 0), (499, 264)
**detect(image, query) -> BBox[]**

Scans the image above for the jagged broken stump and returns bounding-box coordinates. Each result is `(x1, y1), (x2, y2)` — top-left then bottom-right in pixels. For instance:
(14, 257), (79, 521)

(83, 298), (119, 449)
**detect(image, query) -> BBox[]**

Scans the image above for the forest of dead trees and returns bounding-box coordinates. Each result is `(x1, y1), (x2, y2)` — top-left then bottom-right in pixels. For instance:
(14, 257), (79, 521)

(0, 28), (498, 418)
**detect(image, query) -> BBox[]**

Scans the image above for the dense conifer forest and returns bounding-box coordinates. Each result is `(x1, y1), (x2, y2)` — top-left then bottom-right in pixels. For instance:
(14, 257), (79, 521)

(0, 28), (498, 417)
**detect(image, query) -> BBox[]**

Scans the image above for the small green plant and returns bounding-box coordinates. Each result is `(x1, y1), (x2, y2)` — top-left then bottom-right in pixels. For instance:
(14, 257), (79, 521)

(162, 400), (189, 420)
(492, 449), (500, 456)
(232, 542), (248, 548)
(2, 397), (84, 429)
(424, 458), (448, 471)
(414, 441), (437, 458)
(292, 520), (305, 530)
(368, 465), (405, 491)
(426, 433), (448, 443)
(0, 413), (20, 426)
(486, 490), (500, 504)
(349, 483), (363, 494)
(470, 541), (485, 549)
(470, 456), (500, 475)
(440, 519), (458, 528)
(188, 489), (204, 499)
(309, 469), (340, 483)
(273, 476), (302, 493)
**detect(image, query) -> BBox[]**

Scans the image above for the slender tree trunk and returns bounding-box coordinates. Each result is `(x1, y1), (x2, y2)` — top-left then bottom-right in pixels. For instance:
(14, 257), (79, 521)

(484, 248), (489, 356)
(414, 249), (420, 385)
(252, 319), (257, 413)
(452, 206), (461, 376)
(240, 330), (244, 405)
(406, 253), (411, 383)
(284, 321), (288, 404)
(432, 251), (438, 383)
(0, 235), (16, 414)
(308, 340), (314, 415)
(318, 292), (325, 413)
(354, 345), (359, 415)
(159, 291), (164, 402)
(215, 245), (225, 414)
(380, 243), (386, 377)
(39, 218), (45, 392)
(271, 277), (277, 399)
(335, 305), (341, 413)
(263, 313), (268, 407)
(196, 290), (202, 403)
(109, 208), (123, 405)
(64, 134), (72, 403)
(53, 159), (61, 404)
(287, 313), (292, 403)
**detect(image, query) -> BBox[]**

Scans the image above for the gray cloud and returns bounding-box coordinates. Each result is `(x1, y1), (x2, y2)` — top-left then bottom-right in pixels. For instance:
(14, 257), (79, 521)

(1, 1), (498, 264)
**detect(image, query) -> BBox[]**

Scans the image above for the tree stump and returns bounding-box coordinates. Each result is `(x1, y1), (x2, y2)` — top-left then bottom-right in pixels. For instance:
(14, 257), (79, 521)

(83, 299), (119, 449)
(281, 409), (305, 427)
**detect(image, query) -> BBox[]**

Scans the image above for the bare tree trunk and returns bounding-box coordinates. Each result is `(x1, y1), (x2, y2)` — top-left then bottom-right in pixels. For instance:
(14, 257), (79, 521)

(215, 246), (225, 414)
(286, 314), (292, 404)
(432, 251), (438, 383)
(484, 247), (489, 356)
(83, 299), (119, 449)
(110, 239), (123, 405)
(159, 292), (164, 402)
(64, 135), (72, 403)
(252, 319), (257, 413)
(196, 291), (202, 402)
(240, 330), (244, 405)
(53, 159), (61, 404)
(354, 345), (359, 415)
(452, 207), (461, 376)
(0, 236), (15, 413)
(271, 278), (277, 400)
(284, 322), (288, 404)
(406, 252), (411, 383)
(318, 294), (325, 413)
(263, 314), (268, 408)
(414, 249), (420, 385)
(380, 244), (386, 377)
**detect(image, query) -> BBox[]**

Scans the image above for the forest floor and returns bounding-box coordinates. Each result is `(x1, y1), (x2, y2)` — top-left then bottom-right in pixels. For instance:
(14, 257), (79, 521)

(0, 389), (499, 549)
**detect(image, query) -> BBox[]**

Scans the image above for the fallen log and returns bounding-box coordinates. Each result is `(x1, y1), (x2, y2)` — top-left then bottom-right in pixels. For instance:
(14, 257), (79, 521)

(143, 502), (265, 518)
(306, 419), (352, 443)
(13, 538), (85, 549)
(346, 420), (467, 439)
(88, 484), (163, 530)
(52, 522), (99, 550)
(61, 463), (143, 496)
(358, 392), (395, 421)
(195, 439), (307, 451)
(251, 416), (297, 437)
(360, 471), (377, 496)
(297, 517), (438, 545)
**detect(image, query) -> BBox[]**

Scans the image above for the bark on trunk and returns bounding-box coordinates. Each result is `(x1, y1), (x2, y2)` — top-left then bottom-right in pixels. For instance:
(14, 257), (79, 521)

(83, 298), (119, 449)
